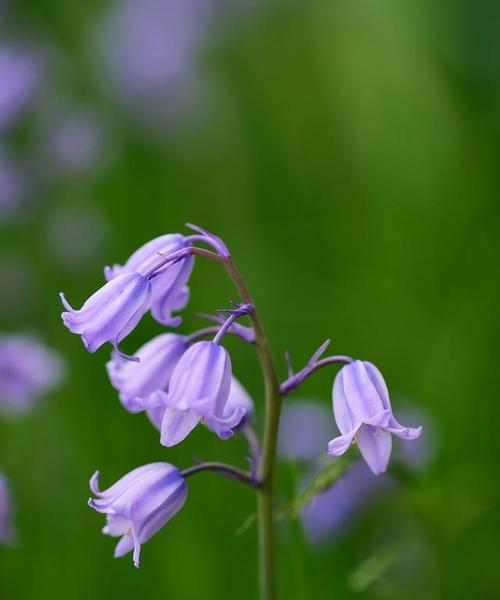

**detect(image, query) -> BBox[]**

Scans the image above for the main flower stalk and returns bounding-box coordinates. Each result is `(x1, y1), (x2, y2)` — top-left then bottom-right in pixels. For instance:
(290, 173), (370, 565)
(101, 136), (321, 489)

(207, 252), (282, 600)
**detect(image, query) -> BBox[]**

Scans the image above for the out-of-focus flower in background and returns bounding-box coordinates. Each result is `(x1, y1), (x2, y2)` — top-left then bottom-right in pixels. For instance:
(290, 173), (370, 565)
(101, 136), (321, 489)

(301, 405), (437, 547)
(0, 42), (42, 131)
(44, 204), (109, 269)
(0, 334), (65, 415)
(278, 400), (332, 461)
(0, 147), (30, 224)
(0, 473), (14, 544)
(40, 105), (111, 177)
(301, 461), (391, 545)
(91, 0), (216, 129)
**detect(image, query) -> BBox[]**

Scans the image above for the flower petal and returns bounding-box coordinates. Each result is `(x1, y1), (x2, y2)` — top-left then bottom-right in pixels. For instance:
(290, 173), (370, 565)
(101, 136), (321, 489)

(332, 367), (360, 435)
(356, 424), (392, 475)
(160, 408), (200, 447)
(328, 429), (357, 456)
(342, 361), (388, 425)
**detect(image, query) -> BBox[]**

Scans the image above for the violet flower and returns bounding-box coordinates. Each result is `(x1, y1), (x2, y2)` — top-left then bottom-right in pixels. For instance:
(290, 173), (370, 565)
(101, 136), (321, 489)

(88, 463), (187, 567)
(104, 233), (194, 326)
(155, 340), (246, 446)
(0, 334), (65, 414)
(0, 473), (14, 544)
(93, 0), (213, 128)
(328, 361), (422, 475)
(146, 374), (252, 433)
(106, 333), (187, 412)
(0, 43), (41, 131)
(301, 461), (390, 545)
(60, 272), (151, 360)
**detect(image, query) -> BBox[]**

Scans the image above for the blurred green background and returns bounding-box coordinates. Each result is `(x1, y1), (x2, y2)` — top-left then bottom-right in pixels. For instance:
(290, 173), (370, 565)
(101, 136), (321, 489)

(1, 0), (499, 598)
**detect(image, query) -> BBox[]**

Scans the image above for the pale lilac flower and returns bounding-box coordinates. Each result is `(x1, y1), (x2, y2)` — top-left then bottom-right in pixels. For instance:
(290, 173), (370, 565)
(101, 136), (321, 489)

(0, 43), (41, 130)
(328, 361), (422, 475)
(106, 333), (187, 412)
(93, 0), (214, 127)
(105, 234), (194, 326)
(278, 400), (332, 461)
(88, 463), (187, 567)
(147, 374), (252, 433)
(301, 461), (390, 544)
(60, 273), (151, 360)
(44, 108), (108, 176)
(0, 334), (65, 414)
(155, 341), (245, 446)
(0, 473), (14, 543)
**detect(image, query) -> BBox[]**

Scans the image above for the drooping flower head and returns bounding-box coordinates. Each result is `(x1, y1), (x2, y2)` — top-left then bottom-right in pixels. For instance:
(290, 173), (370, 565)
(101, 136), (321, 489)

(147, 373), (252, 434)
(107, 333), (187, 412)
(104, 233), (194, 326)
(156, 340), (248, 446)
(88, 463), (187, 567)
(328, 361), (422, 475)
(0, 334), (65, 415)
(0, 473), (14, 544)
(60, 272), (151, 360)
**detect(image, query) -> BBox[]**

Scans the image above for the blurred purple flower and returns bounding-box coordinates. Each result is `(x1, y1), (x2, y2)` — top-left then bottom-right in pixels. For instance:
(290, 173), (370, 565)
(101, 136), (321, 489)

(0, 148), (29, 224)
(93, 0), (214, 126)
(301, 461), (390, 545)
(45, 205), (109, 269)
(107, 333), (187, 413)
(154, 340), (245, 446)
(0, 43), (41, 131)
(44, 108), (108, 176)
(278, 400), (332, 461)
(60, 273), (151, 360)
(89, 462), (187, 567)
(0, 334), (65, 415)
(105, 233), (194, 327)
(328, 361), (422, 475)
(0, 473), (14, 543)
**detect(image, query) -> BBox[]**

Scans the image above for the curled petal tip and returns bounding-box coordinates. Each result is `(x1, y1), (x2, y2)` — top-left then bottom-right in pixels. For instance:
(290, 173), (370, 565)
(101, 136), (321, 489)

(112, 342), (140, 363)
(59, 292), (74, 312)
(89, 470), (101, 495)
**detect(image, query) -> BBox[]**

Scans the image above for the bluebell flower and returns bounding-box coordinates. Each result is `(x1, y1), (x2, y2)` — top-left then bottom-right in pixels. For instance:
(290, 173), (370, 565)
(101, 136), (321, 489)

(60, 272), (151, 360)
(107, 333), (187, 412)
(150, 341), (246, 446)
(0, 334), (65, 414)
(328, 361), (422, 474)
(104, 233), (193, 326)
(89, 463), (187, 567)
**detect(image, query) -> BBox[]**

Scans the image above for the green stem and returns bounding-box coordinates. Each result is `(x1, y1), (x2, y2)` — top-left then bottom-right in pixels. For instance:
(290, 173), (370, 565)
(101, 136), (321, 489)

(222, 259), (283, 600)
(189, 247), (283, 599)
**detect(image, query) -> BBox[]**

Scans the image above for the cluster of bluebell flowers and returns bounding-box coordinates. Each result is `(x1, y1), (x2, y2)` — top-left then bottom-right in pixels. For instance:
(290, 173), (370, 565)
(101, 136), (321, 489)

(60, 224), (422, 579)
